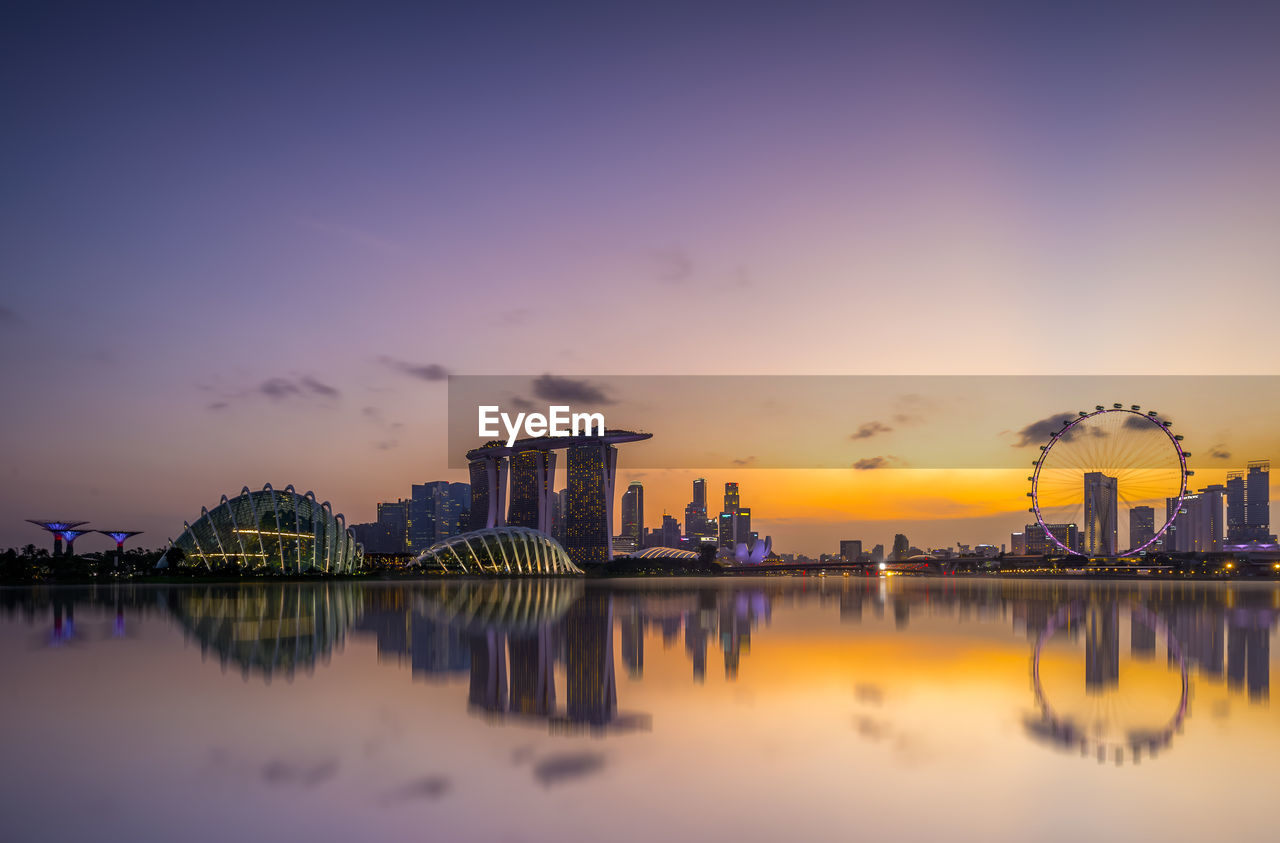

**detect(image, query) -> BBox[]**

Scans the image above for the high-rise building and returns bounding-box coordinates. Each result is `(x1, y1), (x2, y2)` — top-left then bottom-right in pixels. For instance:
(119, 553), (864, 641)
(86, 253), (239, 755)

(1247, 461), (1271, 541)
(507, 450), (557, 533)
(735, 507), (752, 547)
(660, 514), (681, 548)
(1025, 522), (1080, 556)
(1179, 485), (1226, 552)
(870, 544), (885, 563)
(1129, 505), (1155, 551)
(693, 478), (707, 511)
(469, 452), (508, 530)
(620, 482), (644, 547)
(565, 442), (618, 567)
(839, 540), (863, 563)
(684, 501), (708, 544)
(1227, 471), (1247, 542)
(724, 482), (739, 514)
(1083, 472), (1118, 556)
(377, 498), (409, 551)
(718, 512), (735, 551)
(891, 533), (909, 561)
(409, 482), (471, 551)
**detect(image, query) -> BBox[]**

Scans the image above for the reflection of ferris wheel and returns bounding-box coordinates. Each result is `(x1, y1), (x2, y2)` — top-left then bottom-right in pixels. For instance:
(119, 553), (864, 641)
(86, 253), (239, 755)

(1029, 602), (1188, 765)
(1029, 405), (1190, 556)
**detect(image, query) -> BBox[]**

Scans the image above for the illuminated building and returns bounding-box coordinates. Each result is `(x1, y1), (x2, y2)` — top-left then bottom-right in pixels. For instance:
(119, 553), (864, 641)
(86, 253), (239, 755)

(1010, 531), (1026, 555)
(1083, 472), (1118, 555)
(839, 540), (862, 563)
(692, 478), (706, 510)
(723, 482), (739, 514)
(1230, 461), (1273, 542)
(507, 450), (556, 533)
(1129, 506), (1155, 551)
(718, 512), (734, 551)
(469, 447), (509, 530)
(565, 442), (618, 566)
(413, 526), (581, 575)
(892, 533), (909, 561)
(57, 528), (92, 556)
(735, 507), (752, 547)
(1025, 522), (1080, 555)
(97, 530), (142, 563)
(410, 481), (471, 550)
(160, 483), (364, 573)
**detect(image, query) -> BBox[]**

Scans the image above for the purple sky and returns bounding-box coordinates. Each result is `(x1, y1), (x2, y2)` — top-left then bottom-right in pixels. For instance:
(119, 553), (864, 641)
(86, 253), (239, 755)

(3, 1), (1279, 552)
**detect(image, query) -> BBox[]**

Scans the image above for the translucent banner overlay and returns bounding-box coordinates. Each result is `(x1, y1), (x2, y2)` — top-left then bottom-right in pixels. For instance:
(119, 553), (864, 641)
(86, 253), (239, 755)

(447, 375), (1279, 471)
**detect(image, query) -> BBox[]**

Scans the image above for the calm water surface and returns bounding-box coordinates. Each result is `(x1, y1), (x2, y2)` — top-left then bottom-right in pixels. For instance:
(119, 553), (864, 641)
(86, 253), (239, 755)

(2, 577), (1278, 842)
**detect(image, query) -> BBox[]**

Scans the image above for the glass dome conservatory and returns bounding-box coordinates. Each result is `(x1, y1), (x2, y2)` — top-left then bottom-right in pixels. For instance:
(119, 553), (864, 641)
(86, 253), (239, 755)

(162, 484), (363, 573)
(414, 527), (581, 575)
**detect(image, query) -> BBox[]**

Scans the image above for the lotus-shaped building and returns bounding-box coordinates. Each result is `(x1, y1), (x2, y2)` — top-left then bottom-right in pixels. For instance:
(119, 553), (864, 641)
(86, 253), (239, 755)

(161, 484), (363, 573)
(413, 527), (582, 575)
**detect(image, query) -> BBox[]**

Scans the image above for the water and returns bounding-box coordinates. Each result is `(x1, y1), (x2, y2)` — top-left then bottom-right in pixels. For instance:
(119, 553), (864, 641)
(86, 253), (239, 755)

(1, 577), (1277, 842)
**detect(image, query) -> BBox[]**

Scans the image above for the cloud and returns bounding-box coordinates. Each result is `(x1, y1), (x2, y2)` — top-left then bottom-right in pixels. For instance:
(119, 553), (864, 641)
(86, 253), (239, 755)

(1012, 412), (1079, 447)
(373, 440), (399, 451)
(1123, 413), (1163, 430)
(255, 375), (340, 402)
(531, 374), (614, 405)
(378, 356), (450, 382)
(300, 376), (340, 398)
(649, 247), (693, 283)
(1209, 445), (1231, 460)
(854, 716), (889, 741)
(533, 752), (606, 787)
(0, 305), (23, 327)
(259, 377), (301, 400)
(731, 455), (757, 467)
(851, 421), (893, 440)
(854, 683), (884, 704)
(207, 401), (229, 411)
(260, 757), (339, 787)
(384, 775), (451, 803)
(853, 456), (901, 470)
(507, 394), (537, 413)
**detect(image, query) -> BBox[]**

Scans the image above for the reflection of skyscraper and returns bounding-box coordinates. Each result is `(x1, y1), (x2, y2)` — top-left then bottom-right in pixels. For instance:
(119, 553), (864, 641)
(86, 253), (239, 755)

(1130, 612), (1156, 659)
(1227, 618), (1270, 702)
(468, 629), (509, 713)
(1129, 506), (1155, 551)
(508, 628), (556, 716)
(1083, 472), (1118, 556)
(1085, 603), (1120, 693)
(620, 604), (644, 678)
(565, 591), (616, 724)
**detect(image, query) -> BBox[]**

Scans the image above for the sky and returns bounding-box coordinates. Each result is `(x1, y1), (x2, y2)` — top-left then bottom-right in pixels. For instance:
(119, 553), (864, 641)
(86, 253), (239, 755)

(2, 0), (1280, 553)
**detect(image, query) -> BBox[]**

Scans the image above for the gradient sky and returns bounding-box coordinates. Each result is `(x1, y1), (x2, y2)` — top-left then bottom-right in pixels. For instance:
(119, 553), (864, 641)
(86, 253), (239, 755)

(3, 1), (1280, 552)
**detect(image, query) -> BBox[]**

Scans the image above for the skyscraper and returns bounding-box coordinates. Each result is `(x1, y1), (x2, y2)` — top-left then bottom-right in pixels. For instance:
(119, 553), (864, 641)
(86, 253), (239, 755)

(1083, 472), (1118, 556)
(718, 512), (734, 551)
(507, 449), (557, 533)
(839, 540), (863, 563)
(1227, 470), (1247, 542)
(620, 482), (644, 547)
(565, 442), (618, 567)
(693, 478), (707, 510)
(1247, 461), (1271, 541)
(1129, 505), (1155, 551)
(724, 482), (739, 514)
(892, 533), (909, 561)
(409, 481), (471, 551)
(735, 507), (752, 547)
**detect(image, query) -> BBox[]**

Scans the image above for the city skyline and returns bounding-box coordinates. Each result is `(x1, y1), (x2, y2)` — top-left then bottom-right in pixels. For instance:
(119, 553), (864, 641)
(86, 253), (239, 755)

(5, 2), (1280, 555)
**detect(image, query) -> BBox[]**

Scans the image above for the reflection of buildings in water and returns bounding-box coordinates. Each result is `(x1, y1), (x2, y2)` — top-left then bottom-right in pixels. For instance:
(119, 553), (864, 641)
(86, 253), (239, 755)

(564, 591), (617, 726)
(0, 584), (173, 648)
(1085, 603), (1120, 694)
(168, 583), (362, 682)
(1227, 612), (1270, 702)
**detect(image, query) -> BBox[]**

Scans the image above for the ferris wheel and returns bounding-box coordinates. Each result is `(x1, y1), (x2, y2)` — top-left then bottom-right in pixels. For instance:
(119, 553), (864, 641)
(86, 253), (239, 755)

(1028, 405), (1190, 557)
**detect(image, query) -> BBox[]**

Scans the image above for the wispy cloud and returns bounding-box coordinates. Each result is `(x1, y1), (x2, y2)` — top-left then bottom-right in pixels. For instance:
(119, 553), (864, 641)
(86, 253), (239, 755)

(851, 421), (893, 440)
(1209, 444), (1231, 460)
(532, 374), (614, 405)
(1012, 412), (1078, 447)
(853, 456), (902, 470)
(378, 356), (450, 382)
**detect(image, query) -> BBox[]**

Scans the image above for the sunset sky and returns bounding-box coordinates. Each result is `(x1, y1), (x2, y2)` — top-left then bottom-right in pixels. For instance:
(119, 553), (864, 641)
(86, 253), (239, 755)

(3, 1), (1280, 553)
